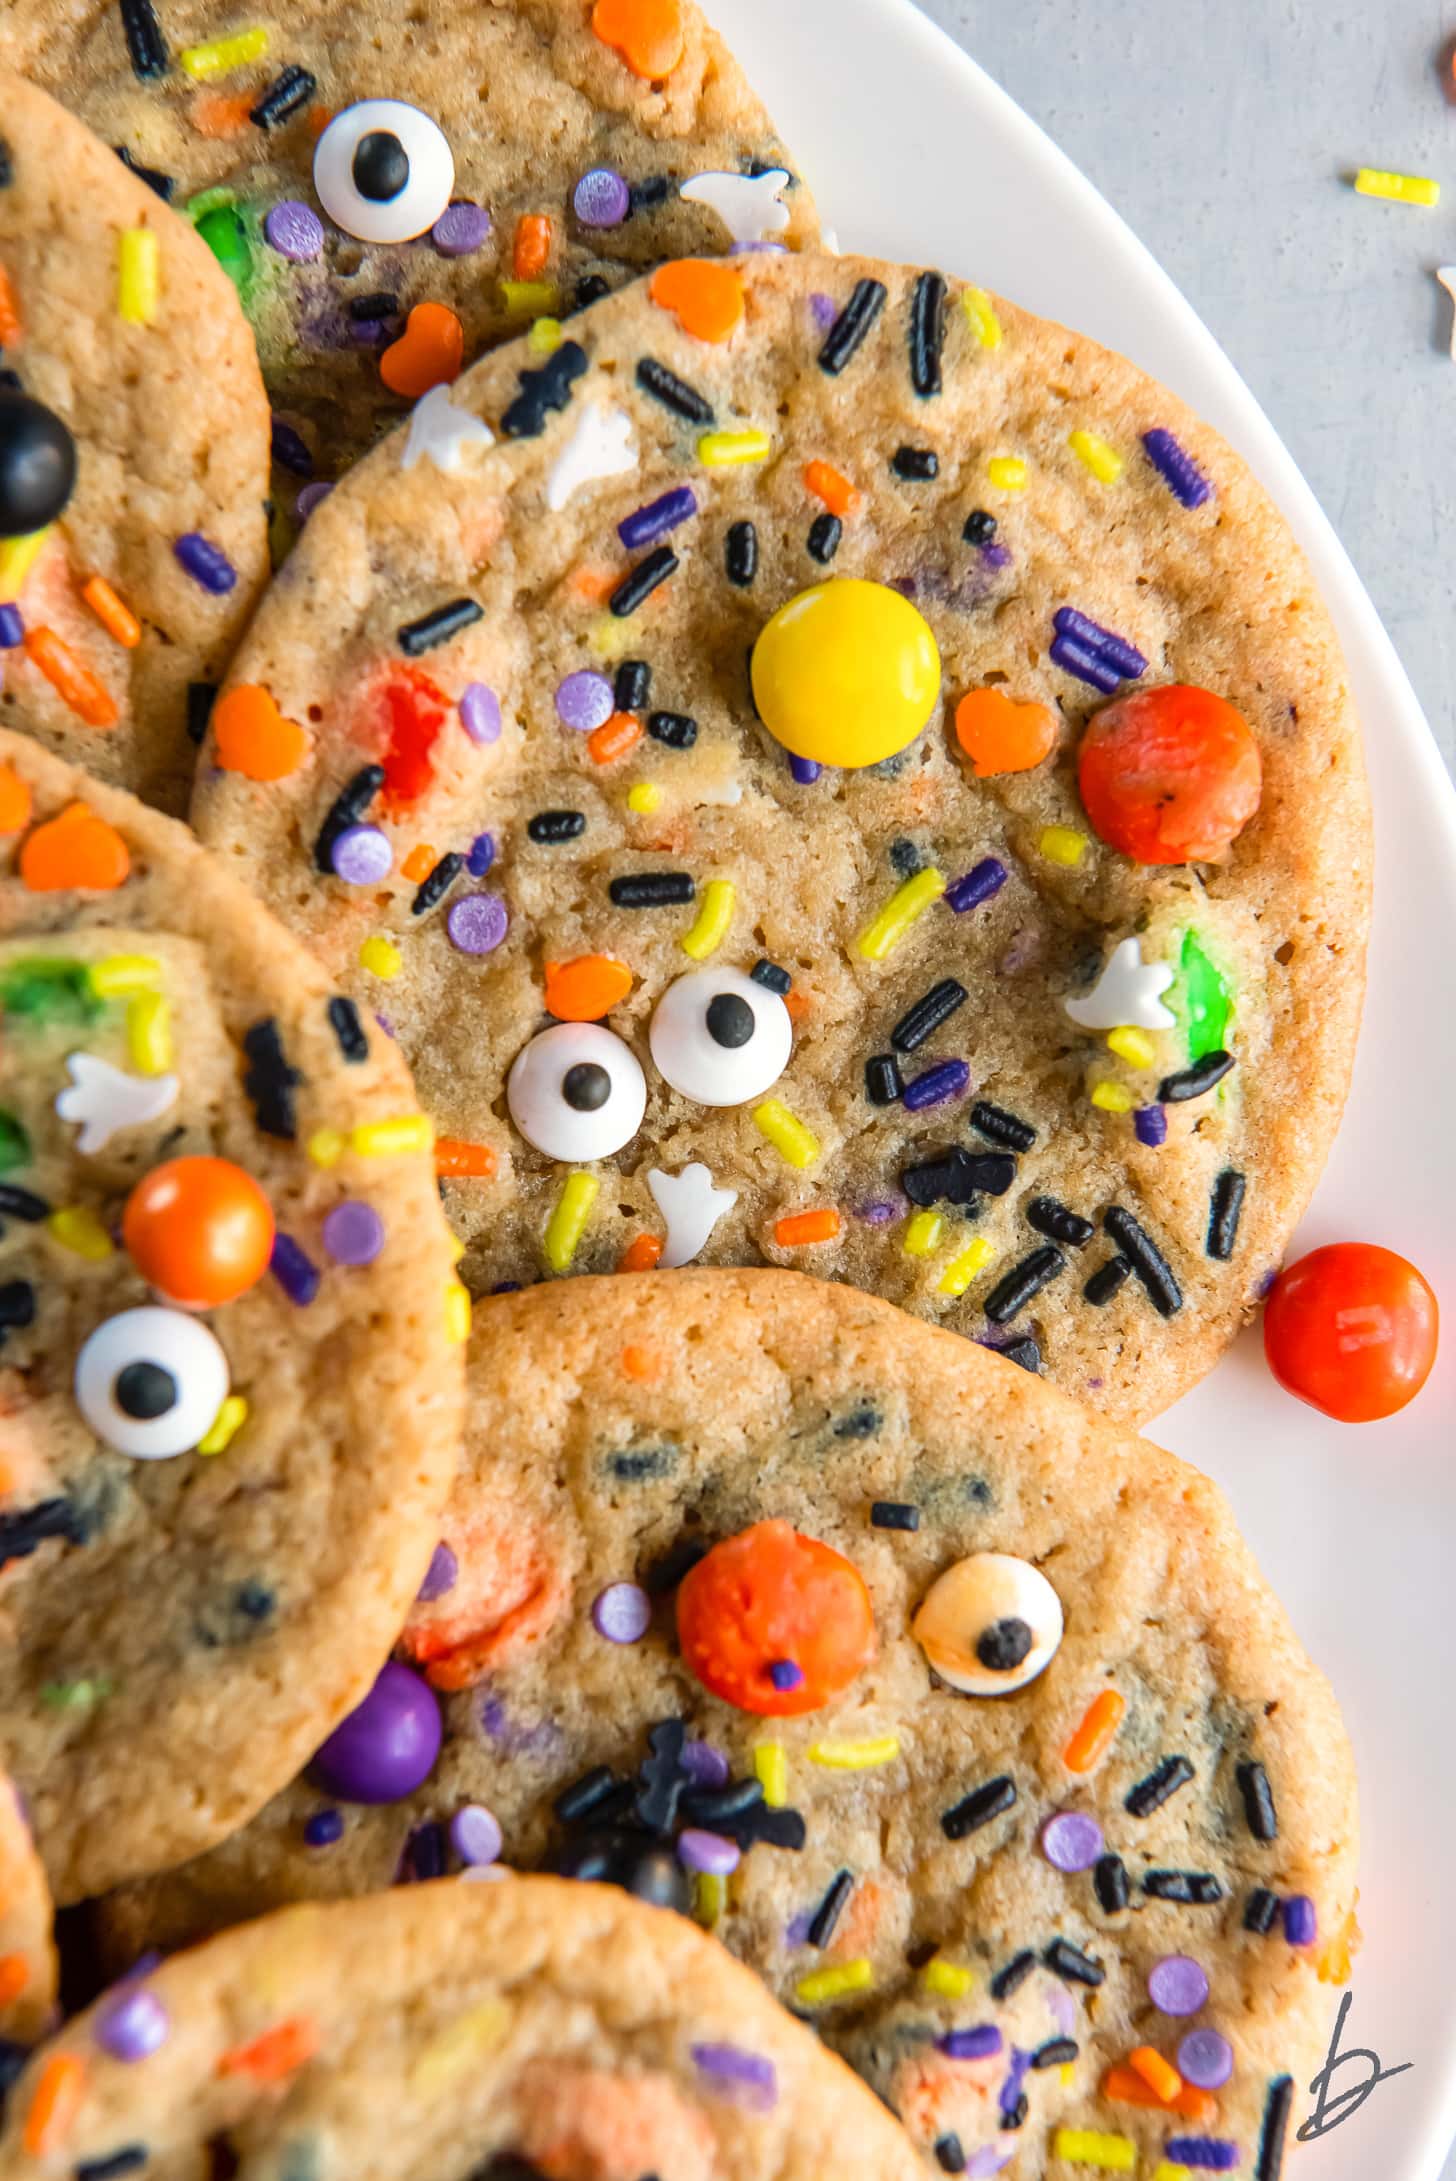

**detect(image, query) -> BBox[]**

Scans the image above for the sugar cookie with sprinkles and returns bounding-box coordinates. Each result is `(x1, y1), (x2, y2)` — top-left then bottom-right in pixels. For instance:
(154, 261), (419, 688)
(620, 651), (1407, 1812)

(0, 71), (269, 814)
(188, 251), (1370, 1423)
(4, 0), (819, 500)
(0, 728), (465, 1904)
(0, 1772), (56, 2052)
(98, 1272), (1360, 2179)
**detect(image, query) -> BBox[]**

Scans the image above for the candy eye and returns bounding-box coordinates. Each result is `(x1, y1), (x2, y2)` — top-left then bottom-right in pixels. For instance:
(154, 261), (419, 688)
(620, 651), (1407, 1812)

(911, 1552), (1063, 1697)
(313, 100), (455, 244)
(648, 969), (792, 1107)
(506, 1022), (647, 1161)
(74, 1306), (230, 1461)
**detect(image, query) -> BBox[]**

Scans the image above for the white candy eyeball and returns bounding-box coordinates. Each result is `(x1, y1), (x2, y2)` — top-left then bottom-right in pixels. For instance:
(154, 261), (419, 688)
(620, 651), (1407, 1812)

(912, 1552), (1064, 1697)
(74, 1306), (230, 1461)
(506, 1022), (647, 1162)
(313, 100), (455, 244)
(648, 968), (792, 1108)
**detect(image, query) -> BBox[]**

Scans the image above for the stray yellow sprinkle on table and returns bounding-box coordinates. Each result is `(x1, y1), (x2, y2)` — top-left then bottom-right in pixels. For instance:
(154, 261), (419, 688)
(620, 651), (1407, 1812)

(1052, 2131), (1136, 2171)
(544, 1171), (599, 1271)
(920, 1957), (976, 2000)
(409, 1999), (510, 2094)
(754, 1743), (788, 1807)
(88, 954), (160, 997)
(198, 1395), (249, 1456)
(681, 878), (736, 960)
(46, 1206), (113, 1261)
(794, 1959), (874, 2008)
(752, 1098), (820, 1169)
(358, 935), (402, 981)
(351, 1115), (434, 1157)
(1106, 1025), (1156, 1069)
(962, 287), (1003, 349)
(117, 230), (160, 325)
(500, 280), (560, 317)
(903, 1209), (943, 1258)
(307, 1128), (345, 1169)
(1091, 1080), (1137, 1114)
(938, 1235), (995, 1297)
(0, 529), (51, 605)
(527, 317), (564, 355)
(987, 455), (1027, 492)
(126, 991), (172, 1076)
(807, 1735), (901, 1769)
(698, 429), (772, 468)
(1068, 429), (1124, 483)
(627, 781), (663, 815)
(444, 1281), (472, 1345)
(1039, 825), (1089, 867)
(1354, 168), (1440, 207)
(179, 24), (269, 76)
(856, 866), (945, 960)
(694, 1871), (726, 1926)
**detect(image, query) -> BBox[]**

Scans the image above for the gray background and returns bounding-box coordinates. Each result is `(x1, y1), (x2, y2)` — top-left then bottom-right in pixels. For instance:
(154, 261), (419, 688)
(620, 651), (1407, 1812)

(920, 0), (1456, 777)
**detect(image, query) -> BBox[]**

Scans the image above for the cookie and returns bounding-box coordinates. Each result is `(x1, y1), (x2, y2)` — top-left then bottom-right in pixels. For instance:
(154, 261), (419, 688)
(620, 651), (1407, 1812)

(186, 250), (1370, 1424)
(0, 72), (269, 813)
(100, 1271), (1359, 2178)
(3, 0), (819, 502)
(0, 729), (465, 1903)
(0, 1773), (55, 2051)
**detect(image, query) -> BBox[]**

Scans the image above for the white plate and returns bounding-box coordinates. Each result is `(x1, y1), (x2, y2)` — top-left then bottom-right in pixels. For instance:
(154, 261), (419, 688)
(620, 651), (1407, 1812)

(712, 4), (1456, 2176)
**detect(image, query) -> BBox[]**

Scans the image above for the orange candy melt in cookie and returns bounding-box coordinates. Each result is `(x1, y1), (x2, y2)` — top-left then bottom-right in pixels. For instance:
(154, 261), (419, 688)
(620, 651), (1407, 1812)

(212, 683), (310, 782)
(591, 0), (685, 80)
(1078, 682), (1262, 864)
(123, 1156), (275, 1309)
(676, 1518), (876, 1717)
(545, 954), (634, 1021)
(955, 687), (1058, 777)
(380, 302), (464, 398)
(18, 801), (129, 891)
(648, 260), (744, 344)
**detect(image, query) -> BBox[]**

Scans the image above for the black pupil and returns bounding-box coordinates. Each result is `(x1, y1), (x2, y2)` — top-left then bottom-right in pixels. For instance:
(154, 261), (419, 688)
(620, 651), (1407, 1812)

(563, 1062), (612, 1112)
(975, 1616), (1033, 1672)
(352, 131), (410, 203)
(705, 993), (755, 1049)
(114, 1360), (179, 1420)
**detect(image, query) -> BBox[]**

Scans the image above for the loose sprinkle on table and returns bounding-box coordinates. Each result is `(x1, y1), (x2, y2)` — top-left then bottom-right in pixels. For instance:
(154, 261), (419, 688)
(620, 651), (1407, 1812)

(1353, 167), (1439, 206)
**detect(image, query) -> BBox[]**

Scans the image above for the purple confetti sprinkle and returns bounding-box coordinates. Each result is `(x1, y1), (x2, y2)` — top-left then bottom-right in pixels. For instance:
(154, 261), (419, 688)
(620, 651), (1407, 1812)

(1050, 633), (1123, 694)
(946, 858), (1007, 913)
(450, 1803), (503, 1865)
(0, 605), (22, 648)
(681, 1740), (730, 1787)
(767, 1659), (804, 1692)
(574, 167), (631, 228)
(466, 831), (496, 878)
(1135, 1103), (1168, 1147)
(264, 199), (324, 262)
(303, 1808), (343, 1848)
(1283, 1894), (1317, 1947)
(269, 1231), (320, 1306)
(677, 1828), (741, 1876)
(321, 1199), (385, 1267)
(555, 669), (615, 732)
(459, 682), (502, 745)
(296, 481), (333, 523)
(417, 1542), (458, 1602)
(1178, 2028), (1234, 2090)
(1144, 427), (1214, 510)
(618, 484), (698, 552)
(432, 201), (492, 256)
(270, 416), (313, 477)
(938, 2025), (1003, 2062)
(966, 2153), (1014, 2180)
(856, 1196), (903, 1226)
(1163, 2141), (1238, 2173)
(810, 292), (839, 329)
(173, 531), (237, 594)
(1148, 1954), (1209, 2017)
(1053, 607), (1147, 681)
(1040, 1810), (1104, 1873)
(95, 1987), (169, 2063)
(591, 1582), (652, 1643)
(447, 891), (508, 955)
(373, 1012), (396, 1040)
(785, 1909), (814, 1946)
(903, 1058), (970, 1112)
(329, 824), (393, 884)
(691, 2043), (777, 2110)
(789, 754), (822, 783)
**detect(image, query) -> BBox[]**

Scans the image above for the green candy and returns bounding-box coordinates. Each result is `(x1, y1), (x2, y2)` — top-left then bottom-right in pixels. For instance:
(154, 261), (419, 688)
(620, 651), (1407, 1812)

(195, 203), (252, 286)
(1176, 928), (1234, 1061)
(0, 956), (102, 1026)
(0, 1112), (30, 1172)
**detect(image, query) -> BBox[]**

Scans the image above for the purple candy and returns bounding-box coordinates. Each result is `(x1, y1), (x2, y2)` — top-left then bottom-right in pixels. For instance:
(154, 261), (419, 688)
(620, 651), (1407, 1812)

(1148, 1953), (1210, 2016)
(1178, 2028), (1234, 2090)
(450, 1802), (503, 1865)
(417, 1541), (459, 1602)
(95, 1986), (169, 2063)
(618, 485), (698, 551)
(592, 1582), (652, 1643)
(173, 531), (237, 594)
(1283, 1894), (1317, 1947)
(903, 1059), (970, 1111)
(270, 1230), (320, 1306)
(313, 1661), (442, 1803)
(329, 823), (393, 884)
(432, 201), (492, 256)
(1135, 1103), (1168, 1147)
(691, 2042), (777, 2110)
(466, 831), (496, 877)
(1144, 427), (1213, 510)
(946, 858), (1008, 913)
(789, 755), (822, 784)
(1163, 2141), (1238, 2173)
(555, 669), (614, 732)
(296, 481), (333, 523)
(0, 604), (22, 648)
(321, 1199), (385, 1266)
(270, 416), (313, 477)
(447, 891), (508, 955)
(459, 682), (502, 745)
(681, 1739), (730, 1788)
(678, 1828), (741, 1876)
(938, 2025), (1003, 2061)
(1040, 1810), (1104, 1873)
(264, 199), (324, 262)
(574, 167), (631, 228)
(768, 1659), (804, 1691)
(303, 1808), (344, 1848)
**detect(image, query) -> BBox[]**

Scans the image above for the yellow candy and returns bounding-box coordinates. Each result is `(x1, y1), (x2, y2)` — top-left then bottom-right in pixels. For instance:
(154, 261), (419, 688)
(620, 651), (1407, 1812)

(500, 280), (559, 317)
(698, 429), (771, 468)
(126, 991), (172, 1076)
(1053, 2133), (1136, 2172)
(89, 953), (161, 997)
(1039, 825), (1089, 868)
(627, 782), (663, 814)
(750, 579), (941, 769)
(1091, 1080), (1136, 1114)
(987, 455), (1027, 492)
(359, 935), (402, 980)
(752, 1098), (819, 1169)
(527, 317), (564, 355)
(754, 1743), (788, 1807)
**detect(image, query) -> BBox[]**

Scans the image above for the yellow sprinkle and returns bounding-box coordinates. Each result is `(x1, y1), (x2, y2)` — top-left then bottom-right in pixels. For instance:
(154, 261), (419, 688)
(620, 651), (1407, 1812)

(1354, 167), (1440, 207)
(752, 1098), (820, 1170)
(1060, 2062), (1076, 2088)
(444, 1280), (472, 1345)
(1038, 825), (1089, 868)
(46, 1206), (113, 1261)
(987, 455), (1027, 492)
(527, 316), (564, 355)
(409, 1998), (510, 2094)
(807, 1735), (900, 1770)
(448, 1235), (466, 1265)
(586, 616), (629, 661)
(179, 24), (269, 75)
(694, 1871), (726, 1927)
(359, 935), (402, 981)
(627, 782), (663, 815)
(198, 1395), (249, 1456)
(1091, 1080), (1136, 1114)
(88, 953), (161, 997)
(1068, 429), (1124, 484)
(794, 1959), (874, 2008)
(1052, 2132), (1136, 2172)
(126, 991), (172, 1076)
(855, 866), (946, 961)
(754, 1743), (788, 1808)
(962, 287), (1003, 349)
(1106, 1025), (1156, 1068)
(500, 280), (559, 317)
(681, 878), (735, 961)
(938, 1235), (995, 1297)
(544, 1170), (599, 1272)
(0, 529), (51, 605)
(307, 1128), (346, 1169)
(350, 1114), (434, 1157)
(903, 1210), (943, 1258)
(920, 1958), (976, 2000)
(1151, 2167), (1190, 2181)
(117, 229), (160, 326)
(698, 429), (772, 467)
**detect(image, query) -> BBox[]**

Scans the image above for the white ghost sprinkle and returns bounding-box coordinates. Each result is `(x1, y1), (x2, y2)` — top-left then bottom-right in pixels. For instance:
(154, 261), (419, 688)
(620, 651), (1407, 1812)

(679, 168), (792, 244)
(400, 384), (495, 473)
(545, 404), (637, 513)
(1063, 938), (1176, 1032)
(647, 1164), (737, 1268)
(56, 1053), (179, 1155)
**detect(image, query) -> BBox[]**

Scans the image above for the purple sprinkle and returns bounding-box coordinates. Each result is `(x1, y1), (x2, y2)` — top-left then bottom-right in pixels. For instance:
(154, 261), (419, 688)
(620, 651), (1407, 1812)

(173, 531), (237, 595)
(450, 1803), (503, 1865)
(999, 2047), (1031, 2116)
(459, 682), (502, 745)
(966, 2153), (1014, 2180)
(264, 199), (324, 262)
(1049, 633), (1123, 693)
(1148, 1954), (1209, 2017)
(1135, 1103), (1168, 1147)
(981, 541), (1013, 570)
(903, 1058), (970, 1112)
(374, 1012), (396, 1040)
(1283, 1894), (1317, 1947)
(270, 1230), (320, 1306)
(1040, 1811), (1104, 1873)
(618, 485), (698, 552)
(303, 1808), (344, 1848)
(446, 891), (508, 955)
(677, 1828), (741, 1876)
(349, 318), (387, 345)
(691, 2043), (777, 2110)
(1178, 2028), (1234, 2090)
(296, 481), (333, 523)
(0, 604), (22, 648)
(270, 416), (313, 477)
(938, 2025), (1004, 2062)
(591, 1581), (652, 1643)
(785, 1909), (814, 1946)
(1144, 427), (1214, 510)
(681, 1740), (730, 1788)
(95, 1987), (169, 2063)
(555, 669), (615, 732)
(946, 858), (1008, 913)
(329, 823), (393, 884)
(789, 755), (822, 784)
(321, 1199), (386, 1267)
(730, 239), (789, 256)
(417, 1542), (458, 1602)
(767, 1659), (804, 1692)
(1045, 1983), (1077, 2035)
(1053, 607), (1147, 681)
(1163, 2141), (1238, 2173)
(466, 831), (496, 878)
(432, 201), (492, 256)
(856, 1198), (900, 1226)
(574, 167), (631, 228)
(810, 292), (839, 329)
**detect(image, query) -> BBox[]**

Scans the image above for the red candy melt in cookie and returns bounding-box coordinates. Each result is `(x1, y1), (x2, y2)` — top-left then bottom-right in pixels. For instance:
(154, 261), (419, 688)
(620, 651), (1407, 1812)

(1077, 683), (1262, 864)
(676, 1518), (876, 1716)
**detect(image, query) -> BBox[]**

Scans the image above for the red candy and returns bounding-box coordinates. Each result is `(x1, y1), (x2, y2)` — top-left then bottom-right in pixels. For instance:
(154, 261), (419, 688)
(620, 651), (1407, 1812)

(1078, 683), (1262, 864)
(123, 1157), (274, 1308)
(1264, 1242), (1439, 1423)
(378, 670), (449, 808)
(676, 1518), (876, 1716)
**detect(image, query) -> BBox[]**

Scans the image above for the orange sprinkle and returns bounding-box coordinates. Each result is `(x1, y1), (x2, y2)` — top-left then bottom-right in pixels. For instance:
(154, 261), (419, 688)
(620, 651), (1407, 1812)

(217, 2016), (319, 2083)
(1101, 2066), (1217, 2125)
(0, 763), (32, 835)
(620, 1344), (661, 1381)
(804, 460), (860, 518)
(190, 90), (253, 137)
(19, 801), (130, 893)
(545, 955), (633, 1022)
(1172, 2083), (1220, 2125)
(380, 302), (464, 399)
(307, 105), (335, 138)
(954, 687), (1058, 777)
(401, 842), (437, 883)
(567, 562), (620, 603)
(648, 259), (744, 344)
(513, 214), (553, 281)
(587, 711), (644, 765)
(1129, 2046), (1182, 2103)
(0, 1954), (30, 2005)
(591, 0), (685, 79)
(1062, 1687), (1126, 1773)
(617, 1233), (663, 1273)
(782, 988), (810, 1022)
(23, 627), (118, 729)
(774, 1208), (841, 1248)
(212, 682), (309, 781)
(23, 2053), (85, 2157)
(435, 1138), (498, 1180)
(0, 264), (22, 349)
(81, 576), (143, 650)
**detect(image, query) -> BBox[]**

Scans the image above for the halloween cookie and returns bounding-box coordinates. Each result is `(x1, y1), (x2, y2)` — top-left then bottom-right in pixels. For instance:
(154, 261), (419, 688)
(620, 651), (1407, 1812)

(0, 1774), (55, 2051)
(0, 729), (464, 1903)
(4, 0), (819, 500)
(0, 72), (269, 813)
(187, 251), (1370, 1423)
(99, 1272), (1359, 2178)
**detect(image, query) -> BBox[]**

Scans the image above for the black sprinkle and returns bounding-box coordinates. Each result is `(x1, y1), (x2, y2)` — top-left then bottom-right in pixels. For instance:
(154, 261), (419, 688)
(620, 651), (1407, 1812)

(572, 274), (611, 312)
(0, 1280), (37, 1330)
(941, 1775), (1016, 1841)
(614, 659), (651, 712)
(635, 357), (715, 426)
(348, 290), (400, 322)
(983, 1246), (1065, 1324)
(889, 838), (922, 876)
(0, 1498), (83, 1566)
(314, 764), (385, 873)
(865, 1054), (904, 1106)
(999, 1337), (1042, 1374)
(750, 959), (791, 995)
(807, 513), (842, 564)
(807, 1868), (854, 1948)
(1044, 1938), (1105, 1988)
(611, 547), (678, 618)
(0, 141), (10, 190)
(397, 597), (483, 657)
(250, 63), (317, 128)
(963, 510), (998, 545)
(1143, 1869), (1223, 1904)
(76, 2151), (148, 2181)
(642, 1534), (708, 1594)
(411, 851), (464, 916)
(1094, 1854), (1130, 1913)
(1255, 2074), (1295, 2181)
(1125, 1754), (1195, 1817)
(893, 446), (939, 481)
(1083, 1257), (1131, 1306)
(114, 144), (174, 199)
(647, 710), (697, 750)
(819, 278), (888, 374)
(681, 1778), (763, 1828)
(326, 995), (368, 1064)
(119, 0), (169, 78)
(1244, 1886), (1280, 1934)
(185, 680), (217, 744)
(408, 1821), (446, 1879)
(989, 1949), (1037, 2000)
(909, 271), (947, 396)
(528, 810), (586, 843)
(608, 1446), (676, 1481)
(0, 2039), (29, 2093)
(241, 1019), (302, 1139)
(609, 872), (694, 908)
(501, 341), (588, 437)
(0, 1183), (49, 1223)
(1001, 2097), (1029, 2132)
(635, 1719), (688, 1834)
(234, 1579), (275, 1620)
(628, 175), (671, 211)
(1159, 1050), (1236, 1103)
(1104, 1207), (1183, 1317)
(1207, 1170), (1247, 1260)
(1032, 2038), (1079, 2070)
(1026, 1196), (1095, 1248)
(933, 2135), (966, 2175)
(554, 1766), (619, 1825)
(833, 1407), (880, 1440)
(725, 521), (758, 587)
(891, 978), (967, 1053)
(1236, 1759), (1279, 1842)
(870, 1501), (920, 1532)
(970, 1100), (1035, 1153)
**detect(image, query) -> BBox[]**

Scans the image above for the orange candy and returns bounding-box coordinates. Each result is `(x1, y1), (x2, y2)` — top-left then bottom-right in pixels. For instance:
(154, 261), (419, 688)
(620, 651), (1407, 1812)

(380, 302), (464, 398)
(954, 687), (1058, 777)
(676, 1518), (876, 1717)
(513, 214), (553, 281)
(216, 2016), (318, 2083)
(1078, 683), (1262, 864)
(587, 711), (644, 765)
(212, 683), (310, 782)
(0, 763), (32, 836)
(23, 627), (118, 729)
(1062, 1686), (1125, 1773)
(648, 260), (744, 344)
(19, 801), (129, 892)
(591, 0), (684, 79)
(123, 1156), (274, 1308)
(545, 955), (633, 1021)
(803, 460), (860, 518)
